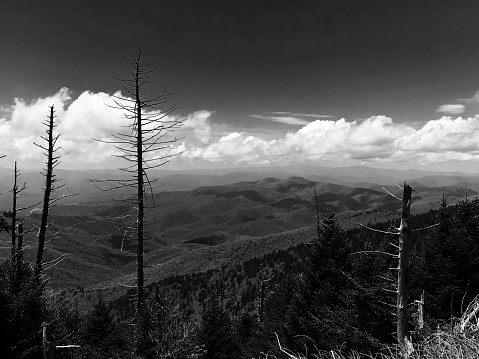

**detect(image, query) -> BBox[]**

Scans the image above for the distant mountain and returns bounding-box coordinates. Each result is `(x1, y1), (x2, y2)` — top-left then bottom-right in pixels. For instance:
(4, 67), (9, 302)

(0, 165), (477, 208)
(1, 167), (478, 293)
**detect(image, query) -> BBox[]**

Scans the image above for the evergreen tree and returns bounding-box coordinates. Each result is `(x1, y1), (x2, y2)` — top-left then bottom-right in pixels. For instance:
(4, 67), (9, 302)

(79, 294), (128, 358)
(262, 208), (372, 353)
(307, 208), (367, 351)
(262, 274), (306, 353)
(0, 259), (47, 359)
(52, 300), (82, 348)
(414, 192), (463, 320)
(235, 312), (261, 357)
(198, 300), (239, 359)
(351, 238), (395, 347)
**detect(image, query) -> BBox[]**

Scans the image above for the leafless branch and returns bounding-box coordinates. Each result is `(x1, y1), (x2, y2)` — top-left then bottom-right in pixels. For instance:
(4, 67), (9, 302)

(381, 186), (402, 201)
(412, 223), (440, 232)
(351, 250), (398, 257)
(43, 256), (66, 271)
(358, 222), (399, 235)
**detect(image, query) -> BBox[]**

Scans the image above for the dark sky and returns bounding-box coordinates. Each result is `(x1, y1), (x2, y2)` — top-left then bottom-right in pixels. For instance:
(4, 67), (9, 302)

(2, 0), (479, 125)
(1, 1), (479, 171)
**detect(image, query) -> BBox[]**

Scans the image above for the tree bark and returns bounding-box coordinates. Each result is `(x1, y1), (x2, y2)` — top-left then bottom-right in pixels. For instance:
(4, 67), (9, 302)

(397, 183), (413, 351)
(35, 106), (55, 278)
(135, 64), (145, 315)
(11, 161), (18, 263)
(42, 322), (55, 359)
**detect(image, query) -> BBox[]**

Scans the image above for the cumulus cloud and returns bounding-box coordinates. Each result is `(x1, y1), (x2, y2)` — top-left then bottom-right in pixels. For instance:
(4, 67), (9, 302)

(436, 104), (465, 115)
(2, 88), (479, 169)
(179, 115), (479, 166)
(182, 110), (213, 145)
(0, 87), (183, 168)
(396, 116), (479, 152)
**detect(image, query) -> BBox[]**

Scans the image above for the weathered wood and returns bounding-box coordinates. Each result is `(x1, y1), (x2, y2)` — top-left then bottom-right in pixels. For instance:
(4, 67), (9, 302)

(135, 55), (145, 316)
(417, 290), (424, 330)
(36, 106), (55, 278)
(460, 297), (479, 332)
(11, 161), (18, 262)
(257, 265), (274, 324)
(16, 219), (23, 278)
(42, 322), (55, 359)
(397, 183), (413, 354)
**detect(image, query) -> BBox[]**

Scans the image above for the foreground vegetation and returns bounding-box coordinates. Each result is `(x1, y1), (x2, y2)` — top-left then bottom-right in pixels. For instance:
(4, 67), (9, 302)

(1, 186), (479, 358)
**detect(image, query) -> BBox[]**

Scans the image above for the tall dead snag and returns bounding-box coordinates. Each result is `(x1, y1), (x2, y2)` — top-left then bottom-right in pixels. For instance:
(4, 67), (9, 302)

(11, 161), (19, 261)
(16, 219), (24, 278)
(314, 187), (321, 240)
(256, 264), (274, 324)
(34, 105), (60, 278)
(397, 183), (413, 349)
(91, 36), (181, 316)
(10, 161), (27, 278)
(356, 182), (438, 355)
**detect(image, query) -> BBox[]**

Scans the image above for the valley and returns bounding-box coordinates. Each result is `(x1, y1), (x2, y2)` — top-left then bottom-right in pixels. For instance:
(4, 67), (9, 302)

(0, 165), (477, 294)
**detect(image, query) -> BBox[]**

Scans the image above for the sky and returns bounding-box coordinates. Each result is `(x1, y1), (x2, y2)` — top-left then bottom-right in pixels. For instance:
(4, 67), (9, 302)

(1, 0), (479, 172)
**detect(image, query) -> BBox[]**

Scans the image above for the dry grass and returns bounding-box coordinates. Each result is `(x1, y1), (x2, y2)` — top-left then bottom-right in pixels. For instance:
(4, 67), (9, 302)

(262, 329), (479, 359)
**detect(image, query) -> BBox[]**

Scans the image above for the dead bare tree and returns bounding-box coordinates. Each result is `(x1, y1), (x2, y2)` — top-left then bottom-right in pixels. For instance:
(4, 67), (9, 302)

(11, 161), (21, 261)
(10, 161), (28, 279)
(34, 105), (59, 278)
(89, 36), (182, 316)
(356, 182), (438, 356)
(256, 263), (274, 324)
(397, 184), (413, 351)
(33, 105), (74, 279)
(314, 187), (321, 240)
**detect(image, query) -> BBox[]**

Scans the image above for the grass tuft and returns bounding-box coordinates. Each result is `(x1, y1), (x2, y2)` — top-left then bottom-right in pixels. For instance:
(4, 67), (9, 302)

(265, 328), (479, 358)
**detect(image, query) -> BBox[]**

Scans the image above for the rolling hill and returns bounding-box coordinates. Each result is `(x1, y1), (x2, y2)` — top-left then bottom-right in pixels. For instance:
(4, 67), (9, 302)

(0, 168), (477, 295)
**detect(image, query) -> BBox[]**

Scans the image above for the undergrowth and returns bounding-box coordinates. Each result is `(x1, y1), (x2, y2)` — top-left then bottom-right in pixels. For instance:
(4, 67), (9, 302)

(261, 329), (479, 359)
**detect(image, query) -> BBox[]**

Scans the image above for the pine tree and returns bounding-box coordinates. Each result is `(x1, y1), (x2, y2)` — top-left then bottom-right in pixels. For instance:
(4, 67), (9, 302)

(416, 191), (462, 320)
(198, 300), (239, 359)
(307, 207), (364, 350)
(80, 294), (127, 358)
(262, 208), (367, 353)
(0, 258), (47, 359)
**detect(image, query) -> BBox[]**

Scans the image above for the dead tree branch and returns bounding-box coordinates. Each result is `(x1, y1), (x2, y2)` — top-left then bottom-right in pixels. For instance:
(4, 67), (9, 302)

(90, 35), (182, 316)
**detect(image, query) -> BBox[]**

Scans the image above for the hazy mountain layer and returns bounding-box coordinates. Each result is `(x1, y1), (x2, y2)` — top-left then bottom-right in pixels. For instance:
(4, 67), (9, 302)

(0, 168), (477, 292)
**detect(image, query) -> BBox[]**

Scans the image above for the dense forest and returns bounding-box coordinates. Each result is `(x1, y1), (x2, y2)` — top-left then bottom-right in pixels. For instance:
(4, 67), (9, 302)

(2, 186), (479, 358)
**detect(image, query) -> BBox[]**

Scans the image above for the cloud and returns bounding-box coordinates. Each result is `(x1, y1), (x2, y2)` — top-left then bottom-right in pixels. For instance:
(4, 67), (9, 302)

(0, 105), (13, 116)
(3, 89), (479, 170)
(436, 104), (465, 115)
(396, 116), (479, 153)
(179, 115), (479, 165)
(0, 87), (182, 168)
(252, 112), (333, 126)
(459, 91), (479, 104)
(437, 90), (479, 115)
(182, 110), (213, 145)
(251, 114), (310, 126)
(271, 112), (333, 118)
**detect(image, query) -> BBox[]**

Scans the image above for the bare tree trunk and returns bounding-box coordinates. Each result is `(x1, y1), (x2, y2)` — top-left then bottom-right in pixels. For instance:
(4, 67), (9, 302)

(257, 265), (273, 324)
(135, 65), (145, 315)
(35, 106), (55, 278)
(314, 187), (320, 240)
(11, 161), (18, 263)
(397, 183), (413, 351)
(417, 290), (424, 330)
(87, 37), (182, 352)
(16, 219), (23, 276)
(42, 322), (55, 359)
